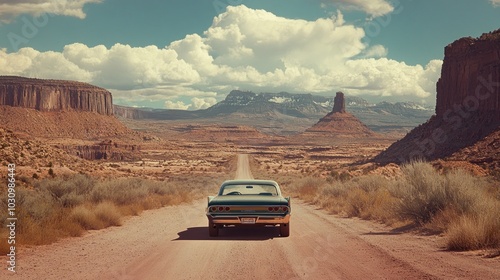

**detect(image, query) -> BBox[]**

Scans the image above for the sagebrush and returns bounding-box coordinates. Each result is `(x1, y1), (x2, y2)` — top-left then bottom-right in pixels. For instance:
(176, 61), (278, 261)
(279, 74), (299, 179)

(287, 161), (500, 251)
(0, 174), (221, 254)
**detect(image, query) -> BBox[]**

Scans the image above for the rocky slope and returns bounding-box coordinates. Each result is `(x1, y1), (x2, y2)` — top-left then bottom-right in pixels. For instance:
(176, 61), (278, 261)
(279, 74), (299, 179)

(304, 92), (375, 137)
(0, 76), (113, 115)
(0, 106), (131, 139)
(0, 128), (89, 178)
(375, 29), (500, 166)
(0, 76), (147, 161)
(56, 140), (140, 161)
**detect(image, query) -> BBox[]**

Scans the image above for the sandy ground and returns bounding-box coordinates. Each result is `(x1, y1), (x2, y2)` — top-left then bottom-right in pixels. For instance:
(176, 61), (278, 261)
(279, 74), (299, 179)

(2, 155), (499, 279)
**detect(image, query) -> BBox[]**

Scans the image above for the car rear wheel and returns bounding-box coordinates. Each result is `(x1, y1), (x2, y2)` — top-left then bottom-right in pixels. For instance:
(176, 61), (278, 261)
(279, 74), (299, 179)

(209, 221), (219, 237)
(280, 222), (290, 237)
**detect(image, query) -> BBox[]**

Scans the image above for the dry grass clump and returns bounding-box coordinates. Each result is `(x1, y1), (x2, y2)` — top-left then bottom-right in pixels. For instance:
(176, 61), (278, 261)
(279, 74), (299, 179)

(71, 205), (105, 230)
(291, 177), (326, 201)
(445, 193), (500, 251)
(446, 207), (500, 251)
(71, 202), (122, 230)
(286, 160), (500, 251)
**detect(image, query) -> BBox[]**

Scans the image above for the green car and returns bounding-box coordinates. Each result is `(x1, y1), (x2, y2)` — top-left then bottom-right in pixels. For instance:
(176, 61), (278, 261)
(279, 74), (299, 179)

(206, 179), (291, 237)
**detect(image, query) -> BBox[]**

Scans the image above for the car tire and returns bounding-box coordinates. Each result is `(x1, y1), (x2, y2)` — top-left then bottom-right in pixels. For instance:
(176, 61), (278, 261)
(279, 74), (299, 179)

(280, 222), (290, 237)
(209, 221), (219, 237)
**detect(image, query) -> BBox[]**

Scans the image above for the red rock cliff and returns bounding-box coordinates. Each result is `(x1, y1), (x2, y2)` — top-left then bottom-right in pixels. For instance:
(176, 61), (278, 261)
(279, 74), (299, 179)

(436, 30), (500, 117)
(375, 29), (500, 165)
(0, 76), (113, 115)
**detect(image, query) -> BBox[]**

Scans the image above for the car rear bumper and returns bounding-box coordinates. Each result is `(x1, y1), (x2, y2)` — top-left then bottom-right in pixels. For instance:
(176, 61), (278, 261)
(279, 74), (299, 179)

(207, 214), (290, 225)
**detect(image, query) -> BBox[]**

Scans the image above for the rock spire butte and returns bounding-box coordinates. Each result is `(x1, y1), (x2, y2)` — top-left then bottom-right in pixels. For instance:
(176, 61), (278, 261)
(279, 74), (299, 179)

(304, 91), (374, 137)
(332, 91), (346, 113)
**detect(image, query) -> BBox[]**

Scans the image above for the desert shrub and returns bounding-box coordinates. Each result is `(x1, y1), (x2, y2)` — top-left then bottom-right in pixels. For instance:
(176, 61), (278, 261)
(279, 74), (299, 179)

(392, 161), (451, 224)
(290, 177), (325, 201)
(91, 178), (149, 205)
(446, 200), (500, 250)
(94, 202), (122, 227)
(146, 180), (177, 196)
(346, 188), (371, 217)
(71, 205), (103, 230)
(393, 161), (493, 225)
(441, 170), (486, 214)
(15, 188), (57, 222)
(264, 161), (499, 251)
(352, 175), (387, 193)
(287, 174), (394, 222)
(443, 178), (500, 251)
(36, 174), (95, 207)
(348, 175), (396, 220)
(320, 181), (347, 198)
(338, 171), (353, 182)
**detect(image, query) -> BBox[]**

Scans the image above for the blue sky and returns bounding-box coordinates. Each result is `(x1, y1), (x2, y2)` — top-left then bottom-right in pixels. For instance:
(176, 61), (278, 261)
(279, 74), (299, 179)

(0, 0), (499, 109)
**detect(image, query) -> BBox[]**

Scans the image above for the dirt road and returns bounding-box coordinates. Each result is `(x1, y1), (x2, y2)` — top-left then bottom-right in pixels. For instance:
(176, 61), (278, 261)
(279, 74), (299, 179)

(234, 154), (254, 179)
(3, 155), (499, 279)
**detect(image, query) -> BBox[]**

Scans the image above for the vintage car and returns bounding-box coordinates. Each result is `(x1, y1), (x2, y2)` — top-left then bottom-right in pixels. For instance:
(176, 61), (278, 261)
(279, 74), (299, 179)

(206, 179), (291, 237)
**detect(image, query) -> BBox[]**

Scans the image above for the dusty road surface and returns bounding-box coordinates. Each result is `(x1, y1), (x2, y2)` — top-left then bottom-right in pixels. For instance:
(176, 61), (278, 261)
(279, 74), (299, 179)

(234, 154), (254, 179)
(3, 155), (499, 279)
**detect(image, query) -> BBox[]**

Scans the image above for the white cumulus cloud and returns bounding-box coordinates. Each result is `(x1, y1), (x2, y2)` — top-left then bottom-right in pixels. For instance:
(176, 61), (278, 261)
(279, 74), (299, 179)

(362, 44), (388, 58)
(0, 0), (102, 22)
(0, 5), (443, 109)
(164, 100), (190, 110)
(321, 0), (394, 17)
(191, 97), (217, 110)
(491, 0), (500, 7)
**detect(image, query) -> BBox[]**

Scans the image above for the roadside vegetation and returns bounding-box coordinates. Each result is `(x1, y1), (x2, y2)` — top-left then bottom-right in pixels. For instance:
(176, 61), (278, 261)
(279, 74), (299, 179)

(260, 160), (500, 252)
(0, 174), (222, 254)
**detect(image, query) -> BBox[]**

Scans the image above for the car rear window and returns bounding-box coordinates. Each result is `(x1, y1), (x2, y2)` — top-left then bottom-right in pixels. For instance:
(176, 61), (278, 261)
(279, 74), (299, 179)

(221, 184), (278, 196)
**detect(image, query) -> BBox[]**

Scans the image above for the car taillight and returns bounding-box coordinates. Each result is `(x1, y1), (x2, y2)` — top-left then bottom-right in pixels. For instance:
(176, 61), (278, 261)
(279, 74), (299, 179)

(268, 206), (288, 212)
(210, 206), (217, 212)
(218, 206), (224, 212)
(225, 207), (230, 211)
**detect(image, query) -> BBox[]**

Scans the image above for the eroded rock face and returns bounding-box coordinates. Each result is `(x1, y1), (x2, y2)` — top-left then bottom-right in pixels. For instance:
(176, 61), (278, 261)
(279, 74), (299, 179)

(57, 140), (140, 161)
(374, 29), (500, 165)
(113, 105), (145, 119)
(332, 92), (346, 113)
(0, 76), (113, 115)
(436, 30), (500, 118)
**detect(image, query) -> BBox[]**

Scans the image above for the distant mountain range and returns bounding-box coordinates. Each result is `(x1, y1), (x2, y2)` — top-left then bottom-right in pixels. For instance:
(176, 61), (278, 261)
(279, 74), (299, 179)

(114, 90), (434, 134)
